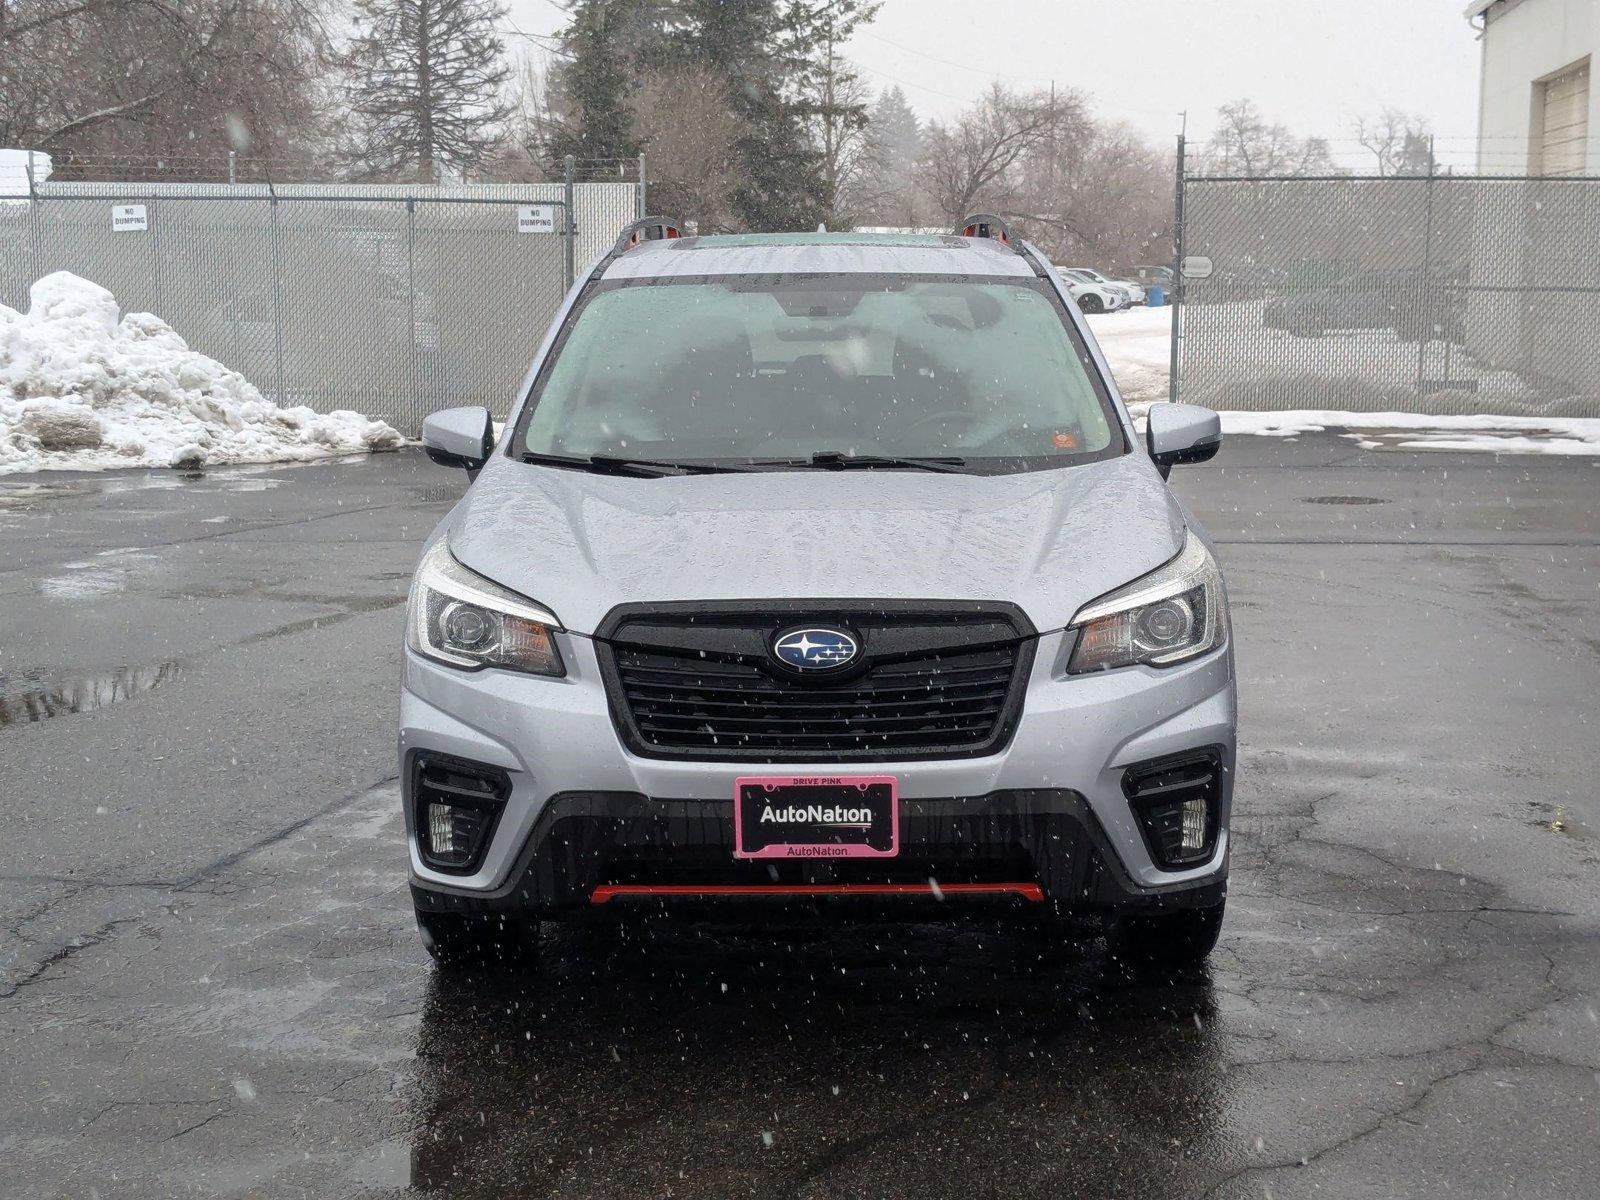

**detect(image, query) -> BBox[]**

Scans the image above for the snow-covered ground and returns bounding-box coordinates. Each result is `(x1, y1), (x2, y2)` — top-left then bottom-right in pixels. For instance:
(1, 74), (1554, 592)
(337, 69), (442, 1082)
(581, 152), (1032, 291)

(0, 147), (50, 200)
(0, 273), (403, 475)
(1085, 306), (1600, 456)
(1085, 305), (1173, 406)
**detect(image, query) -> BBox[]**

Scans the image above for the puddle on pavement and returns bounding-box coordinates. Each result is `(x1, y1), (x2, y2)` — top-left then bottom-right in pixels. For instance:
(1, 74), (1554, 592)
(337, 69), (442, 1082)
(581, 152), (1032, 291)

(0, 481), (96, 508)
(39, 564), (129, 598)
(36, 549), (161, 599)
(1528, 802), (1591, 841)
(1302, 494), (1390, 506)
(0, 662), (181, 728)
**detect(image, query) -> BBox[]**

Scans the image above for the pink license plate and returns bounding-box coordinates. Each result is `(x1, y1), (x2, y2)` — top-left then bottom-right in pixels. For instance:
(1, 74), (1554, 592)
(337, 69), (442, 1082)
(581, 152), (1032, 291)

(733, 775), (899, 859)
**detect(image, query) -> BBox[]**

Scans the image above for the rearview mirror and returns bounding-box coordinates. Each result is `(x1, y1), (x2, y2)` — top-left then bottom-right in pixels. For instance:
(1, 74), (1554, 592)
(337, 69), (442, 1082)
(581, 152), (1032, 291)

(422, 407), (494, 474)
(1146, 403), (1221, 477)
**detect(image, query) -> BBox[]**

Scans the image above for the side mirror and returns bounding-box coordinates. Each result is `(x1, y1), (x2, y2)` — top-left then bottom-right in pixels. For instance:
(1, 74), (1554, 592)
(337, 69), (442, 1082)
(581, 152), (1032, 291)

(421, 407), (494, 474)
(1146, 403), (1221, 478)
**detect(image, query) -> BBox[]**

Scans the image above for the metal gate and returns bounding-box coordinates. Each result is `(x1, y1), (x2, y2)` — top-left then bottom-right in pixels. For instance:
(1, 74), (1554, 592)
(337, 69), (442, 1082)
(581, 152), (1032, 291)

(1174, 169), (1600, 419)
(0, 180), (643, 434)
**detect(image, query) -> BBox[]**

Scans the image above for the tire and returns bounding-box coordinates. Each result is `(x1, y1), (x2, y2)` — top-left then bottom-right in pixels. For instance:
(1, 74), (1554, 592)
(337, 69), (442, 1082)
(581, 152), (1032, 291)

(1078, 294), (1104, 314)
(415, 909), (540, 970)
(1109, 900), (1224, 972)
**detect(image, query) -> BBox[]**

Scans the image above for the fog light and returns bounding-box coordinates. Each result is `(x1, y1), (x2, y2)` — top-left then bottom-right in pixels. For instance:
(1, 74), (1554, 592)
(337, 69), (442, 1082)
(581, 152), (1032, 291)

(1122, 748), (1223, 870)
(428, 802), (456, 856)
(412, 753), (510, 873)
(1181, 796), (1208, 852)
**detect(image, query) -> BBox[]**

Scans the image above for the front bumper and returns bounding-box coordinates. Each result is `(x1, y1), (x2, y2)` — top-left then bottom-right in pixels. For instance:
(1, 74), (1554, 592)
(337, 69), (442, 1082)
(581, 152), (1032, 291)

(400, 628), (1235, 913)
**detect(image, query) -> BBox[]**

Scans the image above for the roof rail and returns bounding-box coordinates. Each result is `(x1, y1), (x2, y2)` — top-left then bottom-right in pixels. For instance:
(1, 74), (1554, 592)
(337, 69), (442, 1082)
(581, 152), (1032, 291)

(613, 215), (681, 254)
(958, 213), (1015, 246)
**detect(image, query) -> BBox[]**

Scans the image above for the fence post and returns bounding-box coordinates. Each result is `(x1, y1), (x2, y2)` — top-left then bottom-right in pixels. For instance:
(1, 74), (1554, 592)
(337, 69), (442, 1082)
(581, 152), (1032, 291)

(269, 192), (286, 408)
(151, 196), (162, 316)
(1168, 134), (1186, 405)
(637, 152), (647, 219)
(27, 152), (40, 291)
(407, 197), (419, 435)
(563, 155), (576, 290)
(228, 150), (237, 186)
(1416, 136), (1437, 398)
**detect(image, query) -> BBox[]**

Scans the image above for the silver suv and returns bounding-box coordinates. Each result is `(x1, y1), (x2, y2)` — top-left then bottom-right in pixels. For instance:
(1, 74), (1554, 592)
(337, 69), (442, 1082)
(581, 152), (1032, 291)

(403, 216), (1235, 970)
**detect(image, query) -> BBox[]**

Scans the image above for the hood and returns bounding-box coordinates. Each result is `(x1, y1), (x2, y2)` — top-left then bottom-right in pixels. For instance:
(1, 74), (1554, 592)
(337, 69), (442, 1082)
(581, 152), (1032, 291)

(447, 452), (1185, 636)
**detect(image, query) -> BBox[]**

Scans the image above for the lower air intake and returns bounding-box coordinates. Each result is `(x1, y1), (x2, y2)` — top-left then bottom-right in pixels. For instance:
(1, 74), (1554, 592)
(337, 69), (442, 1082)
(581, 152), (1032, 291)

(1122, 748), (1223, 870)
(412, 753), (510, 874)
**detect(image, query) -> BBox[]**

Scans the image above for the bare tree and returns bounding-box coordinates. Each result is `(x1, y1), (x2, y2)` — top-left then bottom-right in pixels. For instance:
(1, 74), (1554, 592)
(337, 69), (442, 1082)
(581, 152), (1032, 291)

(1020, 119), (1173, 270)
(853, 80), (1172, 267)
(340, 0), (513, 182)
(631, 65), (741, 231)
(1202, 98), (1340, 178)
(782, 0), (879, 225)
(916, 83), (1058, 224)
(488, 55), (557, 182)
(1355, 106), (1435, 176)
(0, 0), (334, 174)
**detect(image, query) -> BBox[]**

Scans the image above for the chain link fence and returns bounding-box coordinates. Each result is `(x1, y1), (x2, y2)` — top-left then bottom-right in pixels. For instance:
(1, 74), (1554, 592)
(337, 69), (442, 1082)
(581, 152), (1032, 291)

(1176, 174), (1600, 418)
(0, 178), (644, 434)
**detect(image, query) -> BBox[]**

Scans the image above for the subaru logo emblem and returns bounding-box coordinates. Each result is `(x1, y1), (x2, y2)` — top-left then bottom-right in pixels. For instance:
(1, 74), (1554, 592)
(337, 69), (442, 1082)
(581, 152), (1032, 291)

(771, 626), (859, 671)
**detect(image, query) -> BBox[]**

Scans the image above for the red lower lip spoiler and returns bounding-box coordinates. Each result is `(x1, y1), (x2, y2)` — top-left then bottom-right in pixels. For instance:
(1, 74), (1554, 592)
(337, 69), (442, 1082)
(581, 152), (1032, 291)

(589, 882), (1045, 906)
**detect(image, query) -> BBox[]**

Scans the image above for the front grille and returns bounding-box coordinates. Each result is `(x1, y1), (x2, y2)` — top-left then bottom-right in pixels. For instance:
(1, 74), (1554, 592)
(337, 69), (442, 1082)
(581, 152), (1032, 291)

(596, 603), (1035, 761)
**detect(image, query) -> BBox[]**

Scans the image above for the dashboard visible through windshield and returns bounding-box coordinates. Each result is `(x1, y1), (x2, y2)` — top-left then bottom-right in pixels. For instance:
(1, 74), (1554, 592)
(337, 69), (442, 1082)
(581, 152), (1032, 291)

(514, 273), (1126, 474)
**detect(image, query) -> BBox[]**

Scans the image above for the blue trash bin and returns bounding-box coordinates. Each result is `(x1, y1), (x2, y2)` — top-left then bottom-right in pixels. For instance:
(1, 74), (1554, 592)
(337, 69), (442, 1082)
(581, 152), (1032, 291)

(1147, 285), (1166, 307)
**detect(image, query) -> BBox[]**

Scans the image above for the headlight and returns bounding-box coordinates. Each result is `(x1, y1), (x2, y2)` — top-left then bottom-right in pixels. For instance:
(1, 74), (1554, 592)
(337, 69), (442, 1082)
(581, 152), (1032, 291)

(1066, 533), (1228, 673)
(406, 539), (565, 676)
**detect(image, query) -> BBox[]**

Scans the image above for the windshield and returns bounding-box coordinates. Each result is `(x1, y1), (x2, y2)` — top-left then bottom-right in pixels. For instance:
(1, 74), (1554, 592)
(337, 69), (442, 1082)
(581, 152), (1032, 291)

(516, 274), (1123, 472)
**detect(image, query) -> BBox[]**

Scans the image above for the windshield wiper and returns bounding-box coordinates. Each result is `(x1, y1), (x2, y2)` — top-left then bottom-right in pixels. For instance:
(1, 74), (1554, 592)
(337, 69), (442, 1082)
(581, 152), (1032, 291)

(748, 451), (970, 473)
(520, 452), (750, 477)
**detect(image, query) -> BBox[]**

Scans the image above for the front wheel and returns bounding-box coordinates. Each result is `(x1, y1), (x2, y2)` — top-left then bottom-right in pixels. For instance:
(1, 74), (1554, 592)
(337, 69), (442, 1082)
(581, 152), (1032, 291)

(416, 909), (540, 970)
(1110, 901), (1224, 971)
(1078, 294), (1105, 314)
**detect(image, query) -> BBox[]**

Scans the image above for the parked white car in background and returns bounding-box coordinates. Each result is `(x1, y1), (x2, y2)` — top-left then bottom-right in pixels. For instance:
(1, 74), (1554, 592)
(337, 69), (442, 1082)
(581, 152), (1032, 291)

(1067, 266), (1147, 306)
(1058, 270), (1129, 314)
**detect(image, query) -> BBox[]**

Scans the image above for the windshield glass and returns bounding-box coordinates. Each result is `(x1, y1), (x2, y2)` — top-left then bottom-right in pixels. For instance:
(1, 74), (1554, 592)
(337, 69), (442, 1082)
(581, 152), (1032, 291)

(517, 274), (1123, 471)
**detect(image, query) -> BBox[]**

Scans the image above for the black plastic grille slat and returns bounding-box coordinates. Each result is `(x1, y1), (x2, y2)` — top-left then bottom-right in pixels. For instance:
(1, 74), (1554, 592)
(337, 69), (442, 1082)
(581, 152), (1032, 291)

(623, 681), (1010, 711)
(638, 712), (1001, 732)
(618, 662), (1014, 691)
(603, 616), (1028, 759)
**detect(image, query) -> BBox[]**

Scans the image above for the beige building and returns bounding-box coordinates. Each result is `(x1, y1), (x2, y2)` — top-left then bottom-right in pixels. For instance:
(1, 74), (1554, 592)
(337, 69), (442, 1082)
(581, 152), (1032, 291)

(1469, 0), (1599, 175)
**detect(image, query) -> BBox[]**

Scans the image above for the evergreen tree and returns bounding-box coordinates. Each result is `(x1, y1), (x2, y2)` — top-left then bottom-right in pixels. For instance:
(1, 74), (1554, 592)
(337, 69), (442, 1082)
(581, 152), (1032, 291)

(670, 0), (825, 230)
(784, 0), (879, 223)
(342, 0), (513, 181)
(547, 0), (665, 163)
(855, 84), (922, 224)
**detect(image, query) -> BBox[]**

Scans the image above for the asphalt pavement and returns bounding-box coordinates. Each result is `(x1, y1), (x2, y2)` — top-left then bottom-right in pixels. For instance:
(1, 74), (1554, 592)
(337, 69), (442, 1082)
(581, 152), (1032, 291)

(1, 437), (1596, 1199)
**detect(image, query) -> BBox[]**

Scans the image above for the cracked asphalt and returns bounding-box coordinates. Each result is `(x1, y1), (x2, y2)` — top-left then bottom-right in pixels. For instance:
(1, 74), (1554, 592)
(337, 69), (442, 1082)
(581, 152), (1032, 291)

(0, 438), (1596, 1199)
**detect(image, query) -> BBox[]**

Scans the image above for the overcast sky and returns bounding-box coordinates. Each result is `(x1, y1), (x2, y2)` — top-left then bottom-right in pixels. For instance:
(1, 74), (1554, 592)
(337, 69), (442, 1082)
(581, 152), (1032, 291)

(505, 0), (1485, 169)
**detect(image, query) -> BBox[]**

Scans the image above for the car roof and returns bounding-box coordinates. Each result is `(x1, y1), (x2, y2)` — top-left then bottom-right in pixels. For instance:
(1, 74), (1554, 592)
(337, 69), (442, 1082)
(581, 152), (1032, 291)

(599, 231), (1036, 281)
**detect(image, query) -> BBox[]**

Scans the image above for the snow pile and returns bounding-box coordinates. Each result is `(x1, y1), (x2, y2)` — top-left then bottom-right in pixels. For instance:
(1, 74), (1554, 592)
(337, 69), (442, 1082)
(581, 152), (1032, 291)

(0, 272), (403, 475)
(1219, 409), (1600, 456)
(1085, 306), (1600, 455)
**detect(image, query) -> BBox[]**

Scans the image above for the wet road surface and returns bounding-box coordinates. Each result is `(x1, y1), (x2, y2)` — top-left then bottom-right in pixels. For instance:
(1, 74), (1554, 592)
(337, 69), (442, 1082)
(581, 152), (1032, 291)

(1, 440), (1597, 1198)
